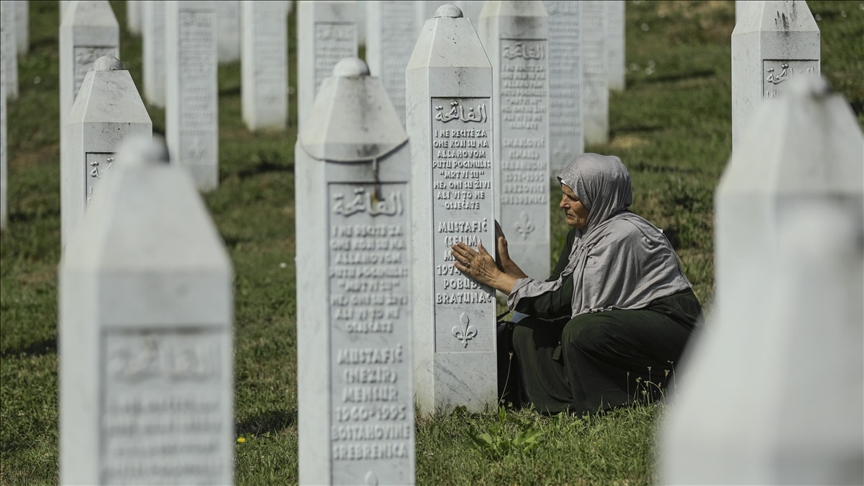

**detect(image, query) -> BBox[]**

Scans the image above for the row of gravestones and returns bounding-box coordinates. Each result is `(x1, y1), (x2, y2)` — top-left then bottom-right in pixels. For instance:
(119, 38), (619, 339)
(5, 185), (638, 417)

(12, 0), (860, 484)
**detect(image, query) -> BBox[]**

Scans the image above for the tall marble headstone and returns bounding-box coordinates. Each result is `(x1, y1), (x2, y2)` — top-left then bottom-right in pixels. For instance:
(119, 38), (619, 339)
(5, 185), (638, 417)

(731, 0), (819, 151)
(407, 4), (497, 414)
(215, 1), (240, 64)
(1, 55), (6, 230)
(606, 0), (625, 91)
(661, 77), (864, 485)
(60, 0), (71, 20)
(15, 1), (28, 56)
(241, 1), (289, 131)
(479, 1), (550, 280)
(62, 56), (152, 248)
(59, 1), (120, 140)
(366, 1), (416, 125)
(297, 1), (357, 129)
(141, 1), (165, 107)
(60, 136), (235, 485)
(544, 1), (583, 175)
(1, 1), (18, 101)
(581, 1), (608, 145)
(166, 1), (219, 191)
(126, 0), (140, 35)
(296, 57), (415, 486)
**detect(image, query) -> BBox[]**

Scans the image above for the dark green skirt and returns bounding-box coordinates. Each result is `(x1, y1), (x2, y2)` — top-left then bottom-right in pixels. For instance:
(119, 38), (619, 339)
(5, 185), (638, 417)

(500, 289), (702, 415)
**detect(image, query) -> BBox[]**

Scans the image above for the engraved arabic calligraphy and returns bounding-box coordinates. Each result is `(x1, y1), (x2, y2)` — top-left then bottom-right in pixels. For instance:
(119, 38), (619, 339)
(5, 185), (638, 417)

(435, 101), (488, 124)
(332, 187), (404, 217)
(503, 41), (545, 61)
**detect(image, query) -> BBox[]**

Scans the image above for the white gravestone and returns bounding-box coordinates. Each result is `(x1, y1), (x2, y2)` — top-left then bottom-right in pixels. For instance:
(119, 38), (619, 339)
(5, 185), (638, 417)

(59, 1), (119, 146)
(126, 0), (140, 35)
(60, 0), (71, 20)
(366, 1), (416, 125)
(407, 4), (497, 414)
(62, 56), (152, 249)
(60, 136), (235, 485)
(166, 1), (219, 191)
(141, 1), (165, 107)
(241, 1), (289, 131)
(297, 1), (357, 130)
(15, 1), (28, 56)
(1, 56), (6, 230)
(543, 1), (583, 176)
(731, 0), (819, 151)
(581, 1), (608, 145)
(479, 1), (550, 280)
(606, 0), (625, 91)
(661, 77), (864, 485)
(296, 58), (416, 486)
(215, 1), (240, 64)
(1, 1), (18, 101)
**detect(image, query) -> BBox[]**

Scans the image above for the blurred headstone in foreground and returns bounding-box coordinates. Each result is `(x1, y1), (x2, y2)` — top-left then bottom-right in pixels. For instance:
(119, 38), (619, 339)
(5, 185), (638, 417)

(661, 76), (864, 486)
(60, 135), (235, 485)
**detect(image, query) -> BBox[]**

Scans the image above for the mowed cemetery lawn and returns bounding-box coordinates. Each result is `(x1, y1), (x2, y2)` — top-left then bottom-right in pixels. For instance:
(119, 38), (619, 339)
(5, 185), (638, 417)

(1, 1), (862, 484)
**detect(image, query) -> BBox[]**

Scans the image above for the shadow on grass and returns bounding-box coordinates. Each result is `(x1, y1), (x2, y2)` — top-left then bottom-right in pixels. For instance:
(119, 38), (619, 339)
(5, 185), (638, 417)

(219, 85), (242, 97)
(0, 337), (57, 359)
(628, 160), (699, 174)
(634, 69), (716, 85)
(236, 409), (296, 436)
(234, 161), (295, 180)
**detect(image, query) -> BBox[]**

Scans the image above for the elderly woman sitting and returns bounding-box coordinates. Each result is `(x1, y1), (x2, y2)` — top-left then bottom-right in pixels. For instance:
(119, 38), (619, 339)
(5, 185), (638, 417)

(451, 154), (702, 415)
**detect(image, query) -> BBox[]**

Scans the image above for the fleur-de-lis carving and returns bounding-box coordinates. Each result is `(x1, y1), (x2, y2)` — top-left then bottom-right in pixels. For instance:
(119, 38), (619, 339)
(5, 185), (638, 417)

(452, 313), (478, 348)
(514, 211), (535, 240)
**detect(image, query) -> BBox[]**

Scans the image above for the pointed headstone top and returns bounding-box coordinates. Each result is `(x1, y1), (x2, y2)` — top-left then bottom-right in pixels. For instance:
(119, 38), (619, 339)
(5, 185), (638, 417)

(734, 0), (819, 34)
(333, 57), (370, 77)
(435, 4), (463, 18)
(93, 55), (122, 71)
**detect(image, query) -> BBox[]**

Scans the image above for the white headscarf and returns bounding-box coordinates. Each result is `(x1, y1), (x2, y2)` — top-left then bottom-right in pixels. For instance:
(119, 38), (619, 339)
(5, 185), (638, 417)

(508, 154), (692, 316)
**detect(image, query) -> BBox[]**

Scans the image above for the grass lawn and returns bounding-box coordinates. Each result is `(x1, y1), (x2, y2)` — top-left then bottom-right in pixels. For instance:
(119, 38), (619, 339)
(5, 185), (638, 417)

(1, 1), (861, 484)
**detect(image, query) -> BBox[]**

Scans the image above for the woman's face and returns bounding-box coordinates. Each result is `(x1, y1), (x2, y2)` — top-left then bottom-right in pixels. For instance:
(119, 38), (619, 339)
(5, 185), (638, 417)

(559, 184), (589, 229)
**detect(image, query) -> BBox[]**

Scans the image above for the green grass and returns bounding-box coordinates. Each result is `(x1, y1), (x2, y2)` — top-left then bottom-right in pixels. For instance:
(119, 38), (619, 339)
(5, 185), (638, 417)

(1, 1), (862, 484)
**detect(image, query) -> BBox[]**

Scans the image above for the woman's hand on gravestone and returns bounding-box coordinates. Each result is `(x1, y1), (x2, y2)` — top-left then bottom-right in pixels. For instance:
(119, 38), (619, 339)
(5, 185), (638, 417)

(451, 241), (517, 294)
(495, 220), (528, 279)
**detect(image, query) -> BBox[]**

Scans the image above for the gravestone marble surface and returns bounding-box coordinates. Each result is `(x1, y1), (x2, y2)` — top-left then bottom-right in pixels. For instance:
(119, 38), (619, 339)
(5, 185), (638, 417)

(15, 1), (27, 56)
(60, 0), (71, 20)
(141, 0), (165, 107)
(62, 56), (152, 248)
(407, 4), (497, 414)
(296, 57), (415, 486)
(581, 1), (607, 145)
(1, 1), (18, 100)
(606, 0), (625, 91)
(543, 1), (583, 176)
(165, 1), (219, 191)
(60, 136), (234, 485)
(661, 77), (864, 485)
(59, 0), (119, 144)
(297, 1), (357, 129)
(242, 1), (289, 131)
(366, 1), (416, 125)
(126, 0), (140, 35)
(215, 1), (240, 64)
(731, 0), (819, 151)
(479, 1), (551, 280)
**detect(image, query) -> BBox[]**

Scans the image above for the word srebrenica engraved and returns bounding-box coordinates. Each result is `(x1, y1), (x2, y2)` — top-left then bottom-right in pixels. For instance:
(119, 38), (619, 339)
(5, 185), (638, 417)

(328, 182), (413, 478)
(431, 98), (495, 354)
(85, 152), (115, 206)
(762, 60), (819, 99)
(178, 10), (217, 165)
(315, 23), (356, 93)
(499, 39), (548, 242)
(101, 331), (228, 484)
